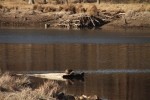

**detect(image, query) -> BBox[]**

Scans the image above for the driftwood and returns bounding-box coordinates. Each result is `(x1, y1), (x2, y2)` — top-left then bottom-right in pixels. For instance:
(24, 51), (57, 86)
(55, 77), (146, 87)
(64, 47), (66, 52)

(44, 11), (124, 29)
(17, 73), (66, 81)
(17, 71), (84, 81)
(55, 14), (107, 29)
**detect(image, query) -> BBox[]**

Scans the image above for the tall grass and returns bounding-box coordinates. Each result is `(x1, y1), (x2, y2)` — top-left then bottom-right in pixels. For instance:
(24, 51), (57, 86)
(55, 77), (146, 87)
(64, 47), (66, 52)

(1, 0), (149, 4)
(0, 72), (61, 100)
(98, 0), (150, 3)
(0, 72), (31, 92)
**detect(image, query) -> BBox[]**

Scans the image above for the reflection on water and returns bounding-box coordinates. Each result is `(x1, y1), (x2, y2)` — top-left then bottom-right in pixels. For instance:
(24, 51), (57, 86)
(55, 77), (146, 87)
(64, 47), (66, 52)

(66, 73), (150, 100)
(0, 44), (150, 71)
(0, 43), (150, 99)
(0, 29), (150, 100)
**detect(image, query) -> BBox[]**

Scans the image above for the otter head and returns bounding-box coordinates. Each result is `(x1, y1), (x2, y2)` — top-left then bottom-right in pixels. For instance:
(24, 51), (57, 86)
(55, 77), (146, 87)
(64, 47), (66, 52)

(65, 69), (73, 74)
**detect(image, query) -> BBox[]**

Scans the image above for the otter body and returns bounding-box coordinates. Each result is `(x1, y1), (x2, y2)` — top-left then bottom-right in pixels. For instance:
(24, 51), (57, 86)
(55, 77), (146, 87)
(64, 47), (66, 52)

(63, 69), (84, 80)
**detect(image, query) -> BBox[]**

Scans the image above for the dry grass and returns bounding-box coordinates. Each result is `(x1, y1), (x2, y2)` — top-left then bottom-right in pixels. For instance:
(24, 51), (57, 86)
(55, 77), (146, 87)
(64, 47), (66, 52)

(0, 72), (61, 100)
(70, 3), (149, 14)
(87, 4), (98, 16)
(0, 72), (31, 92)
(1, 1), (149, 13)
(0, 4), (3, 9)
(36, 80), (61, 97)
(32, 4), (38, 10)
(32, 4), (57, 12)
(76, 4), (86, 13)
(94, 3), (150, 12)
(60, 4), (76, 13)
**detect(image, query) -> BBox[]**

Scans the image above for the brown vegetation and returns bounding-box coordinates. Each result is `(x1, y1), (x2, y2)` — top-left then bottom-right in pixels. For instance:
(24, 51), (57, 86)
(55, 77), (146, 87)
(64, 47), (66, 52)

(0, 72), (62, 100)
(87, 5), (98, 16)
(0, 4), (3, 9)
(0, 0), (150, 28)
(76, 4), (86, 13)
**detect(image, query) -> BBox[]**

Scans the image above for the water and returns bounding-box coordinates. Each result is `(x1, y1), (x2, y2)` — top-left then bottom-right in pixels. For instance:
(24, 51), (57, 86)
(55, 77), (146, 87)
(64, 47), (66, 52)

(0, 28), (150, 100)
(0, 29), (150, 44)
(66, 73), (150, 100)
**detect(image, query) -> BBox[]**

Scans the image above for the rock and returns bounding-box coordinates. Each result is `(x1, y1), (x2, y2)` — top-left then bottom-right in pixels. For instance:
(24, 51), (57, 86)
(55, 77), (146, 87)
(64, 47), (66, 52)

(56, 92), (65, 100)
(88, 95), (98, 100)
(65, 95), (75, 100)
(75, 94), (107, 100)
(56, 92), (75, 100)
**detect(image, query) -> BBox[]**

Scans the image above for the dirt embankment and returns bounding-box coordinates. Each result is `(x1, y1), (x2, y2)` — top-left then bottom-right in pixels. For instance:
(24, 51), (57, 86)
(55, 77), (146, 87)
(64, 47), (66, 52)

(102, 10), (150, 29)
(0, 1), (150, 29)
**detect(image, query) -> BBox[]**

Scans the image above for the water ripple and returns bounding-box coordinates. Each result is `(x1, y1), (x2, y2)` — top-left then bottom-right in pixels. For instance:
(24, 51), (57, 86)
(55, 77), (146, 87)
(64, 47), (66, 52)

(80, 69), (150, 74)
(16, 69), (150, 74)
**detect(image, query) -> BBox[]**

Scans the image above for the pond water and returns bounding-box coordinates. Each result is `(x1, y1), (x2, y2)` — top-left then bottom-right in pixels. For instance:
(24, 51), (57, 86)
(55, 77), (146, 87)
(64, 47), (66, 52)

(0, 28), (150, 100)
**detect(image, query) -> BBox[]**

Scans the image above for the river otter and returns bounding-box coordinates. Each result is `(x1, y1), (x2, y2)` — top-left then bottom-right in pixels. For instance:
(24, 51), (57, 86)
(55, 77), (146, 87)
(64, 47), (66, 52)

(65, 69), (74, 74)
(63, 69), (84, 80)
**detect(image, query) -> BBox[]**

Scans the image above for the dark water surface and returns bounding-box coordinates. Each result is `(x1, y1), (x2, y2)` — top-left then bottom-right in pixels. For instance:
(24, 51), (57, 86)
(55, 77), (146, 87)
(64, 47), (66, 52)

(0, 29), (150, 44)
(0, 29), (150, 100)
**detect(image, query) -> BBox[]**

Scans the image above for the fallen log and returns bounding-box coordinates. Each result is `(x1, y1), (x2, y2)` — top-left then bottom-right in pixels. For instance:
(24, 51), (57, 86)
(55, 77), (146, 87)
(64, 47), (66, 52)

(17, 73), (66, 81)
(16, 70), (85, 81)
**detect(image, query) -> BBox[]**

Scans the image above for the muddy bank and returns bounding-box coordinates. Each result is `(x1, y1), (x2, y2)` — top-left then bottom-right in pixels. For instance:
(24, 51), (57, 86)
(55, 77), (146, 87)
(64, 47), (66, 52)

(102, 10), (150, 29)
(0, 2), (150, 29)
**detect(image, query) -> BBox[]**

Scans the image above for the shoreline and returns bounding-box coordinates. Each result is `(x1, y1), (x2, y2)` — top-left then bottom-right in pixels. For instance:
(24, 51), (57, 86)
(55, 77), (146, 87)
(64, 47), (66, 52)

(0, 72), (102, 100)
(0, 2), (150, 30)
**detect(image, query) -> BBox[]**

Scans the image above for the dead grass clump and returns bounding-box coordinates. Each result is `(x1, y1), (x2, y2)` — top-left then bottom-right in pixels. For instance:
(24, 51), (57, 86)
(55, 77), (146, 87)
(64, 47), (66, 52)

(0, 72), (31, 92)
(32, 4), (38, 10)
(62, 4), (76, 14)
(136, 5), (146, 12)
(115, 9), (125, 14)
(87, 5), (98, 16)
(58, 6), (63, 11)
(0, 4), (3, 9)
(43, 6), (49, 12)
(32, 5), (44, 12)
(147, 7), (150, 12)
(37, 5), (44, 12)
(76, 4), (86, 13)
(0, 73), (62, 100)
(43, 6), (56, 12)
(36, 80), (61, 97)
(50, 7), (57, 12)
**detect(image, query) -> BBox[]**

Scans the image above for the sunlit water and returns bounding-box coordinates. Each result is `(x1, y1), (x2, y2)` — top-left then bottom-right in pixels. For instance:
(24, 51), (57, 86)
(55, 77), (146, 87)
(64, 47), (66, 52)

(0, 28), (150, 100)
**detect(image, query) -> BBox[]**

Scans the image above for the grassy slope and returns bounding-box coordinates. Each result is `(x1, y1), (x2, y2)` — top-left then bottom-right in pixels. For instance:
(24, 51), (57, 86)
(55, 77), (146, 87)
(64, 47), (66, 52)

(0, 72), (61, 100)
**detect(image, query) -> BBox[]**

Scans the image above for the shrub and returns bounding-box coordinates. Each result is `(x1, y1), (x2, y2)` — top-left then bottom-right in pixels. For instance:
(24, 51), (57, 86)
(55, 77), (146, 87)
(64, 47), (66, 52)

(87, 5), (98, 16)
(76, 4), (86, 13)
(37, 80), (61, 97)
(43, 6), (56, 13)
(0, 4), (3, 9)
(32, 5), (38, 10)
(63, 4), (76, 13)
(0, 72), (62, 100)
(0, 72), (31, 92)
(37, 5), (44, 12)
(58, 6), (63, 11)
